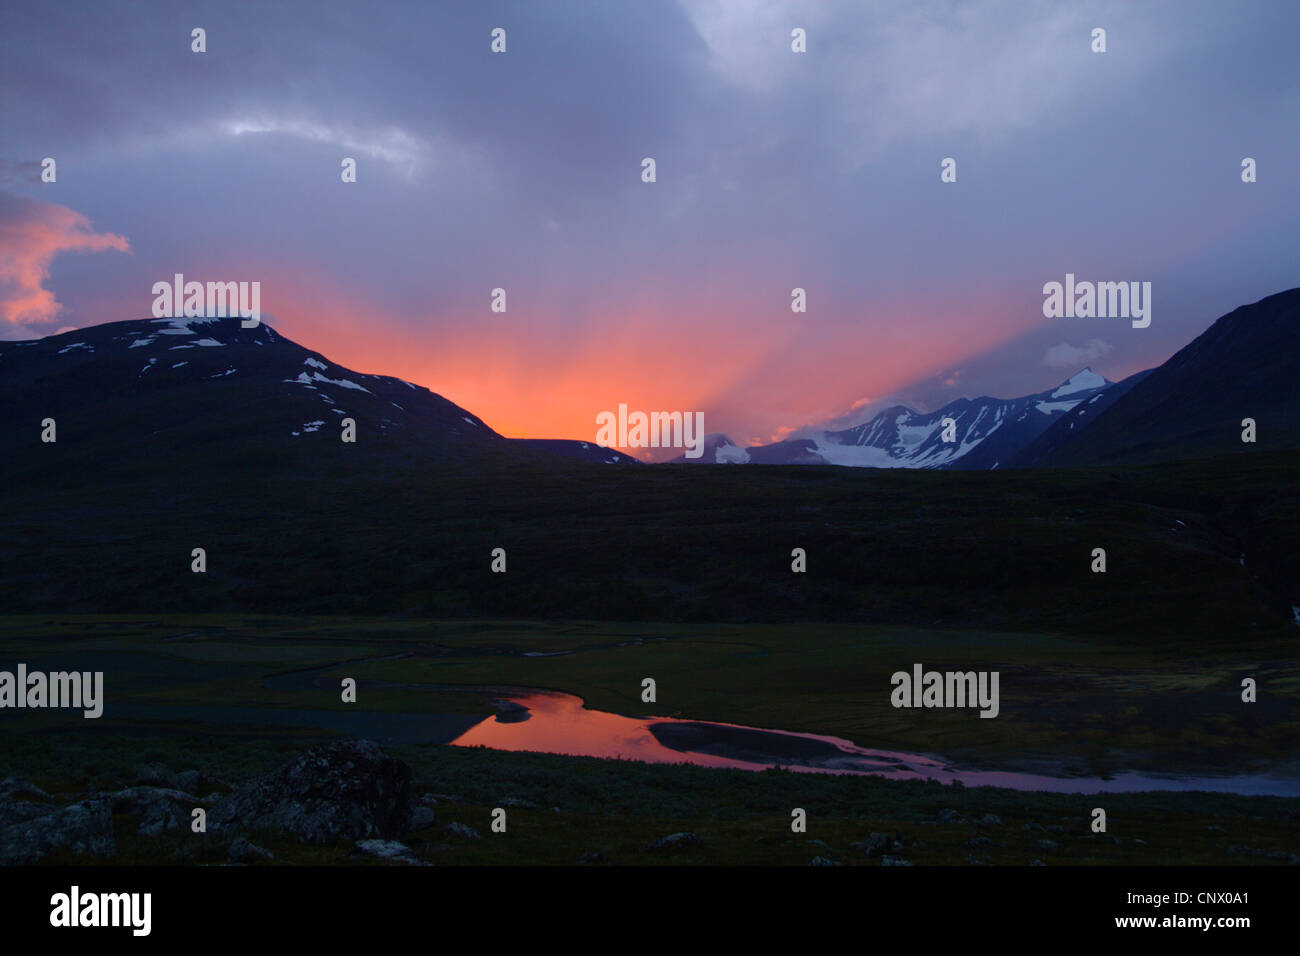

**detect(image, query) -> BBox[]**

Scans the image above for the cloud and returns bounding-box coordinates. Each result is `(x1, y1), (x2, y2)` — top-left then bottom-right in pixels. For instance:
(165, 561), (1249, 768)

(219, 117), (429, 178)
(0, 159), (43, 185)
(1043, 338), (1113, 369)
(681, 0), (1176, 163)
(0, 192), (129, 330)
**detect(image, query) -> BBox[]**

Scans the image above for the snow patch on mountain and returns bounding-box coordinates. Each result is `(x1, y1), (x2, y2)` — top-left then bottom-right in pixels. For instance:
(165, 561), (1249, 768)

(1035, 399), (1080, 414)
(716, 442), (749, 463)
(152, 318), (197, 334)
(706, 369), (1114, 469)
(288, 370), (373, 393)
(1050, 368), (1107, 398)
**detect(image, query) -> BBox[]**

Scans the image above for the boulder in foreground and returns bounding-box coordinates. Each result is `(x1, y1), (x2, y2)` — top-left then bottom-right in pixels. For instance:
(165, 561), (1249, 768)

(210, 740), (412, 845)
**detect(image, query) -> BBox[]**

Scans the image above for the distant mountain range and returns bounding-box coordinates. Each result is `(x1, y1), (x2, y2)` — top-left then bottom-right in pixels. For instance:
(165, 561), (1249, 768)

(677, 367), (1112, 469)
(3, 288), (1296, 475)
(675, 288), (1300, 469)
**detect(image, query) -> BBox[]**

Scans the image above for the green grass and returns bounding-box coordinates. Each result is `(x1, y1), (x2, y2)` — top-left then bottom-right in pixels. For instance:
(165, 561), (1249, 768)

(2, 615), (1296, 776)
(10, 733), (1300, 867)
(2, 451), (1297, 639)
(4, 612), (1295, 866)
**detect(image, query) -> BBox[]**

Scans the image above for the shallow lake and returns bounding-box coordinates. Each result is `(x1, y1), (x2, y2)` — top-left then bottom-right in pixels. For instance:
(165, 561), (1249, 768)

(450, 689), (1300, 796)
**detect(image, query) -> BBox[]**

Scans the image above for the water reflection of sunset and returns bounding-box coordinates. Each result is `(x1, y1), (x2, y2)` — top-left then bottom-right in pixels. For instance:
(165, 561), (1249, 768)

(449, 690), (1300, 795)
(450, 690), (761, 771)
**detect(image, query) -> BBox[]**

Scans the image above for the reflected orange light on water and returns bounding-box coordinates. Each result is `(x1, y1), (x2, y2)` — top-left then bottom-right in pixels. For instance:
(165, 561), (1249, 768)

(449, 691), (758, 770)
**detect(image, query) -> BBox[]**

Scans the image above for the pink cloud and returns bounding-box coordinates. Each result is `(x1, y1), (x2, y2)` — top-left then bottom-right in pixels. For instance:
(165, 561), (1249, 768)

(0, 192), (129, 330)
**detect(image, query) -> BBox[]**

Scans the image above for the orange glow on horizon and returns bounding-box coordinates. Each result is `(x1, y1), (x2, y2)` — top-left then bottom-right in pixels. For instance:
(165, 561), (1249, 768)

(252, 270), (1037, 451)
(80, 265), (1043, 452)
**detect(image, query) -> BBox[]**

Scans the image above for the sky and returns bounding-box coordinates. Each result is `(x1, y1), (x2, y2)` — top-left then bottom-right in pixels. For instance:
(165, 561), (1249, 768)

(2, 0), (1298, 457)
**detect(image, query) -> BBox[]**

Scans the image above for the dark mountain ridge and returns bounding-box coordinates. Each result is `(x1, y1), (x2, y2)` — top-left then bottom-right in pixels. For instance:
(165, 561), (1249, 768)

(0, 316), (635, 480)
(1025, 288), (1300, 467)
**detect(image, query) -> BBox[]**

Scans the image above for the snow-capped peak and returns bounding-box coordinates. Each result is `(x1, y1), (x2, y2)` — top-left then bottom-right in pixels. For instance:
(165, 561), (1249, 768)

(712, 435), (750, 464)
(675, 434), (751, 464)
(1050, 368), (1107, 399)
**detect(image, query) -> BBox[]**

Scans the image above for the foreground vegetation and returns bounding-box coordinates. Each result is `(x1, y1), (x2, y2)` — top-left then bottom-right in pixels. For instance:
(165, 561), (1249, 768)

(1, 614), (1297, 865)
(2, 615), (1295, 775)
(3, 729), (1298, 867)
(2, 451), (1297, 638)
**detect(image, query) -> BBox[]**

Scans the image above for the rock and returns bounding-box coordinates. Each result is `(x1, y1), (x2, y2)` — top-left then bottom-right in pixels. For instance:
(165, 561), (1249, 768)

(443, 822), (481, 840)
(139, 804), (184, 837)
(228, 837), (274, 863)
(966, 854), (989, 866)
(808, 839), (832, 850)
(1033, 839), (1059, 853)
(497, 797), (538, 809)
(133, 763), (179, 789)
(354, 839), (428, 865)
(107, 786), (198, 837)
(862, 832), (891, 857)
(577, 852), (609, 865)
(977, 813), (1003, 827)
(809, 856), (841, 865)
(1045, 824), (1065, 834)
(0, 800), (55, 829)
(174, 770), (203, 794)
(936, 809), (966, 824)
(418, 794), (438, 807)
(1028, 859), (1046, 866)
(209, 740), (412, 845)
(881, 856), (913, 866)
(408, 807), (436, 831)
(0, 777), (51, 802)
(1022, 822), (1045, 832)
(109, 786), (197, 808)
(642, 832), (703, 854)
(489, 699), (531, 723)
(0, 777), (61, 830)
(965, 836), (993, 848)
(0, 798), (116, 865)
